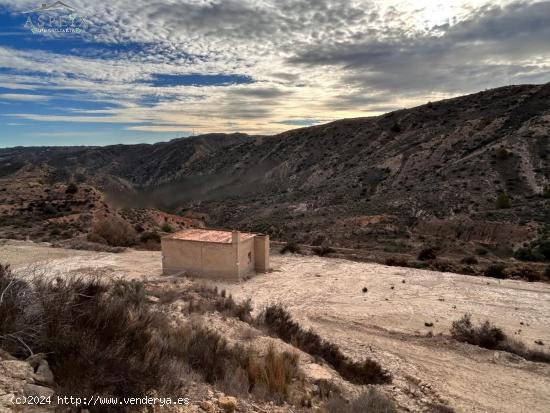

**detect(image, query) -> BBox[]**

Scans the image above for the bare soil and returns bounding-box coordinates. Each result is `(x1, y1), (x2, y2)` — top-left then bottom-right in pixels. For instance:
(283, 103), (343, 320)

(1, 240), (549, 413)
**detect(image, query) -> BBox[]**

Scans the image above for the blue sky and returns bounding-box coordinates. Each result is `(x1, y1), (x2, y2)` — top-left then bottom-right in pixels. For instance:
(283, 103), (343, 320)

(0, 0), (549, 147)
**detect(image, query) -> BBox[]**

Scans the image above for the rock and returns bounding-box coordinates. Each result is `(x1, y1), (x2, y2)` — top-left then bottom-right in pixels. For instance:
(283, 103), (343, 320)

(23, 384), (54, 398)
(26, 353), (47, 369)
(199, 400), (215, 412)
(34, 360), (54, 385)
(0, 360), (34, 381)
(218, 396), (237, 413)
(0, 350), (16, 361)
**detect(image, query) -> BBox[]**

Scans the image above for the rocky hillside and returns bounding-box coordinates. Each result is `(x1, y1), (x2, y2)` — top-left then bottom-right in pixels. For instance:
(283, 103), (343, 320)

(1, 84), (549, 255)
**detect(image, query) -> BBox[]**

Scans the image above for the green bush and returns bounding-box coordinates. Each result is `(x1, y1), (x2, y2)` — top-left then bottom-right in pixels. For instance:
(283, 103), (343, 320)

(538, 241), (550, 260)
(543, 187), (550, 199)
(43, 203), (59, 216)
(513, 247), (544, 262)
(161, 223), (173, 233)
(495, 192), (511, 209)
(495, 148), (511, 160)
(484, 264), (506, 279)
(418, 247), (437, 261)
(65, 182), (78, 194)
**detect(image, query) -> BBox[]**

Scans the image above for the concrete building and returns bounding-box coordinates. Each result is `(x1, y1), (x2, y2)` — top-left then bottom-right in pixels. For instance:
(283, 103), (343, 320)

(161, 228), (270, 280)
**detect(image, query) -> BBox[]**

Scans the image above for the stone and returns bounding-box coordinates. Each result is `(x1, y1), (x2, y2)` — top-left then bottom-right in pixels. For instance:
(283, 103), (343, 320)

(0, 360), (34, 381)
(26, 353), (47, 369)
(199, 400), (215, 412)
(218, 396), (237, 413)
(23, 384), (54, 398)
(0, 350), (16, 361)
(34, 360), (54, 386)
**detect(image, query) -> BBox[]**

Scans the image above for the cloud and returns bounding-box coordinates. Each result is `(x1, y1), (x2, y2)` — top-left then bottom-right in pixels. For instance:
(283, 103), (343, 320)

(0, 0), (548, 143)
(0, 93), (50, 101)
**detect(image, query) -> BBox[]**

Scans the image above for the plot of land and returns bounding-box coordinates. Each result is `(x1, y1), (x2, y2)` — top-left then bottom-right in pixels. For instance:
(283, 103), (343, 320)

(1, 240), (549, 412)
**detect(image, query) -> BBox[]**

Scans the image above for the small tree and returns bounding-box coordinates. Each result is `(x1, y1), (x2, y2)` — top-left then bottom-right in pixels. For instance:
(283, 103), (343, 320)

(495, 192), (511, 209)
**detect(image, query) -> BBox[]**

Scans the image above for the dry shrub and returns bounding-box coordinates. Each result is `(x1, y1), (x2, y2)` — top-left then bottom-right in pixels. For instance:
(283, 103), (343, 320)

(484, 264), (506, 279)
(312, 246), (336, 257)
(260, 305), (391, 385)
(280, 242), (301, 254)
(186, 285), (253, 322)
(384, 257), (409, 267)
(450, 314), (505, 348)
(418, 247), (437, 261)
(88, 216), (137, 247)
(186, 329), (298, 401)
(509, 266), (544, 282)
(323, 388), (397, 413)
(244, 344), (299, 400)
(427, 403), (456, 413)
(450, 314), (550, 363)
(0, 265), (300, 411)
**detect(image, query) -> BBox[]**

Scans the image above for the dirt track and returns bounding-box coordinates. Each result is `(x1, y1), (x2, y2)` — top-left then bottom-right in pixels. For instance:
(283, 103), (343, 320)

(1, 240), (549, 412)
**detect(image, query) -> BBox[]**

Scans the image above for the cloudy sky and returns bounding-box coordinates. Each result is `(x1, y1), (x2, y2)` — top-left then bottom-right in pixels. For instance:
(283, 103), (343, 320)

(0, 0), (549, 146)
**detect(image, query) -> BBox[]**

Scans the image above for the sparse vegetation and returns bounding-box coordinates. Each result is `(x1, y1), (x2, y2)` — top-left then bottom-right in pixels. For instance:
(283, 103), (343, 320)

(323, 388), (397, 413)
(513, 247), (545, 262)
(88, 216), (137, 247)
(188, 286), (253, 323)
(0, 264), (301, 405)
(509, 266), (544, 282)
(280, 242), (301, 254)
(450, 314), (550, 363)
(259, 305), (391, 384)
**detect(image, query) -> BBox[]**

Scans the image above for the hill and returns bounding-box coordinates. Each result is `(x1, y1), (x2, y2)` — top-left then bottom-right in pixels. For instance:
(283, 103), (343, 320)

(1, 84), (549, 261)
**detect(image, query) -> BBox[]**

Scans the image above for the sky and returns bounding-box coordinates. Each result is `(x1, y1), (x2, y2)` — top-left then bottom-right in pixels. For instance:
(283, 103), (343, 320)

(0, 0), (549, 147)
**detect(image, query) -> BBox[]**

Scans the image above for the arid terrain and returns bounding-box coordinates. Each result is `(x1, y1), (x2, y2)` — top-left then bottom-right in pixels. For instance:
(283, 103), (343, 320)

(1, 84), (549, 268)
(2, 239), (549, 413)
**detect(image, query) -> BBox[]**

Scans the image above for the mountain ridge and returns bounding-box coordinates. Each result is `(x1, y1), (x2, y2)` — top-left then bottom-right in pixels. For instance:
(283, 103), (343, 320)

(1, 83), (549, 254)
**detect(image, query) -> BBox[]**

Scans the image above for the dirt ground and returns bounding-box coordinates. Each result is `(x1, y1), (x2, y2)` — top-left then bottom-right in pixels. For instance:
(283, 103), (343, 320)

(1, 240), (549, 413)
